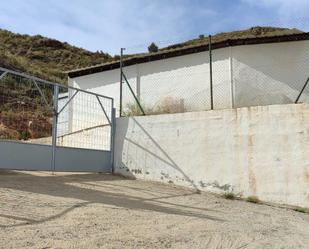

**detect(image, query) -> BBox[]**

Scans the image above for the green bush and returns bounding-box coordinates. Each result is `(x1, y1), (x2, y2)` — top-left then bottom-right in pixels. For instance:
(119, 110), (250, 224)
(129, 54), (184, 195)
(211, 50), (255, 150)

(293, 207), (306, 213)
(20, 130), (29, 140)
(223, 192), (236, 200)
(246, 196), (260, 203)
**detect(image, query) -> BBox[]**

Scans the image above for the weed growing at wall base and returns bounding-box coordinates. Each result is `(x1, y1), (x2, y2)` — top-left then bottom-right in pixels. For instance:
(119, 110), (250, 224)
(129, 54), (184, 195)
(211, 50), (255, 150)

(223, 192), (236, 200)
(293, 207), (306, 213)
(246, 196), (260, 203)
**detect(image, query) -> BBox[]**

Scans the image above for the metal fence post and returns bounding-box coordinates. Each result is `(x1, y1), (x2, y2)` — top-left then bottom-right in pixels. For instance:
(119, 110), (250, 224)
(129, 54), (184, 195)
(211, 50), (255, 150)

(110, 107), (116, 173)
(209, 35), (214, 110)
(295, 77), (309, 103)
(51, 85), (59, 173)
(120, 48), (125, 117)
(122, 72), (145, 115)
(229, 46), (235, 108)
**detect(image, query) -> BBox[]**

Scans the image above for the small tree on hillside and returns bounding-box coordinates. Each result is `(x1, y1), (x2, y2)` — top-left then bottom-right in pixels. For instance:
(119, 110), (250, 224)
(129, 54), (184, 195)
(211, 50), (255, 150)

(148, 42), (159, 53)
(199, 34), (205, 39)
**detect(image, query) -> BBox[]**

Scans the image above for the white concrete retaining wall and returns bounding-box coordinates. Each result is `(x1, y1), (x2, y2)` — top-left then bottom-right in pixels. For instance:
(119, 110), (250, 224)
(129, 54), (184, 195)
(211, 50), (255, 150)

(114, 103), (309, 208)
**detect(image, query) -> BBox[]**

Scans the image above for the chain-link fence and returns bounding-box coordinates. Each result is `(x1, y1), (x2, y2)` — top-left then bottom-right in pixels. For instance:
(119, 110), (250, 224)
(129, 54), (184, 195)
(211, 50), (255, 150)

(120, 29), (309, 116)
(0, 67), (113, 151)
(232, 42), (309, 107)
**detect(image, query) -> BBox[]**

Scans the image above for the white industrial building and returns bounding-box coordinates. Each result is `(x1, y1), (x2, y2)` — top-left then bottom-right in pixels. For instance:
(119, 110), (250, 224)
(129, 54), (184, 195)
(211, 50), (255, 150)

(68, 32), (309, 116)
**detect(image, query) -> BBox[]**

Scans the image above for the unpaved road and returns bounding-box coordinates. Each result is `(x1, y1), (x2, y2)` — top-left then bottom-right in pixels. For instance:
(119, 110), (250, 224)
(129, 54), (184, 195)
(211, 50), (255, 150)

(0, 171), (308, 249)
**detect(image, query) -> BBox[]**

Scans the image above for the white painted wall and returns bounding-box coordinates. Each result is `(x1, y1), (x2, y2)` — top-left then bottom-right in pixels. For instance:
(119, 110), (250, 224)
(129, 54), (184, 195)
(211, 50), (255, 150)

(114, 103), (309, 208)
(68, 47), (231, 116)
(232, 40), (309, 107)
(57, 93), (69, 136)
(57, 86), (113, 151)
(69, 40), (309, 116)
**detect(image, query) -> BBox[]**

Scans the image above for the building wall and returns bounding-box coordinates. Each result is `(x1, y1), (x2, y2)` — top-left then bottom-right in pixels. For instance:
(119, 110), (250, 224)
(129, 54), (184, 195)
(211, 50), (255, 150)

(61, 87), (113, 150)
(69, 40), (309, 115)
(57, 92), (69, 136)
(114, 103), (309, 208)
(232, 40), (309, 107)
(68, 47), (231, 116)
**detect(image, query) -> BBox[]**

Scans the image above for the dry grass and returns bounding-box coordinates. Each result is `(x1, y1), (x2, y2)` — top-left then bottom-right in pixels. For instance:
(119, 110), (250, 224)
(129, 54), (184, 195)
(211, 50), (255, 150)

(123, 97), (186, 116)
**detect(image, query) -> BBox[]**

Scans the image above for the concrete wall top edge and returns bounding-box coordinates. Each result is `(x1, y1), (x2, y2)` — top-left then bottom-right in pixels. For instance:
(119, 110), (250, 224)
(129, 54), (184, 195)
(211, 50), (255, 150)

(116, 103), (309, 121)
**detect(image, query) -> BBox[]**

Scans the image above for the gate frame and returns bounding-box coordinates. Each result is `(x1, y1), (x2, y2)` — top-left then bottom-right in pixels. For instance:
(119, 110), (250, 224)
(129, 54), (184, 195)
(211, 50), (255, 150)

(0, 67), (115, 173)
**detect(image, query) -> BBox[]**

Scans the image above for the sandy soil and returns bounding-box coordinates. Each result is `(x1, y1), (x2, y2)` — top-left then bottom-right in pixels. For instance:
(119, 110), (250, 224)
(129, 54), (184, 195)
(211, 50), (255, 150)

(0, 171), (308, 249)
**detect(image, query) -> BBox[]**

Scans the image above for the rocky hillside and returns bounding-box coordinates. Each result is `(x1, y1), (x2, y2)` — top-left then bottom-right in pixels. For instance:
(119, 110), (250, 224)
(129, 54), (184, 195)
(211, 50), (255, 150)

(0, 29), (115, 83)
(0, 74), (53, 140)
(0, 29), (118, 140)
(161, 26), (303, 51)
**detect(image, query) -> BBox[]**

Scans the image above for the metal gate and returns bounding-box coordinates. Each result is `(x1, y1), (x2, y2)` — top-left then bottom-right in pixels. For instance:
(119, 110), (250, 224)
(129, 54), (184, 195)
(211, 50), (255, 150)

(0, 67), (115, 172)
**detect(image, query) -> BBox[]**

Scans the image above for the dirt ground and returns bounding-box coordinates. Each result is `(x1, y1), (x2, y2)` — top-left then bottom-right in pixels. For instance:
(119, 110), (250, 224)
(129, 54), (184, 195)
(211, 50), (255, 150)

(0, 171), (308, 249)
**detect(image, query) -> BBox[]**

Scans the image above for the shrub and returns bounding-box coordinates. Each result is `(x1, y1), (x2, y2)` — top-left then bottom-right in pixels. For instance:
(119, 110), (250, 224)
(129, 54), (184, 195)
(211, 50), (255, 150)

(246, 196), (260, 203)
(293, 207), (306, 213)
(152, 97), (185, 114)
(123, 97), (186, 116)
(223, 192), (235, 200)
(123, 102), (146, 116)
(20, 130), (30, 140)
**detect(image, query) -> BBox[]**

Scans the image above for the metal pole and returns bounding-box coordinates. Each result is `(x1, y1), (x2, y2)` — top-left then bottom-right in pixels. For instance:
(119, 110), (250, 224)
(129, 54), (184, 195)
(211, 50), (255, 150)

(295, 77), (309, 103)
(209, 35), (214, 110)
(0, 66), (113, 100)
(51, 85), (59, 173)
(0, 71), (8, 80)
(96, 95), (112, 126)
(229, 46), (235, 108)
(119, 48), (125, 116)
(110, 107), (116, 173)
(122, 72), (146, 115)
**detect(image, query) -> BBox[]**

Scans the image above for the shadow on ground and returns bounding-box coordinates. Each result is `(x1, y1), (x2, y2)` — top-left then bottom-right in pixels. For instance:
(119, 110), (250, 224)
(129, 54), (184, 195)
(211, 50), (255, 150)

(0, 171), (224, 228)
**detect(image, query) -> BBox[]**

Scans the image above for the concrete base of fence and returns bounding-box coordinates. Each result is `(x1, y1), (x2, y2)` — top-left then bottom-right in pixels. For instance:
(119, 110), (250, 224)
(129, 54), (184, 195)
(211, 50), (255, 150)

(0, 140), (112, 172)
(114, 103), (309, 208)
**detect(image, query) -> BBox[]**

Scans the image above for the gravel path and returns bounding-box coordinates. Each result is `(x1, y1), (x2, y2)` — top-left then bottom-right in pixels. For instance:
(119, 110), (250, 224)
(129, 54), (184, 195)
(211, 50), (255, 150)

(0, 171), (308, 249)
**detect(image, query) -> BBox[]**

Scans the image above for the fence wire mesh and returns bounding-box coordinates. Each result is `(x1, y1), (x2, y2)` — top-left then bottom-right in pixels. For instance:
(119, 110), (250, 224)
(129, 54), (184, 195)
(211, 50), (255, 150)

(0, 71), (53, 143)
(121, 32), (309, 116)
(0, 68), (113, 151)
(232, 44), (309, 107)
(57, 86), (112, 150)
(121, 60), (211, 116)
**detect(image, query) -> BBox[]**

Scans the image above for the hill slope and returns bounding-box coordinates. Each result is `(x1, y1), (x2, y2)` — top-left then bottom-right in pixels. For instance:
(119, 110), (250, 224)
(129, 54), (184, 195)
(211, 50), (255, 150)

(161, 26), (303, 51)
(0, 29), (115, 83)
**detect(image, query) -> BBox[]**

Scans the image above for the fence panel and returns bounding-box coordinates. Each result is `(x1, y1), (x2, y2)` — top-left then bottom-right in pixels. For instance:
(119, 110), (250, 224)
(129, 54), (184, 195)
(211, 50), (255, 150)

(0, 70), (53, 144)
(56, 85), (113, 151)
(232, 41), (309, 108)
(0, 67), (114, 172)
(121, 40), (309, 116)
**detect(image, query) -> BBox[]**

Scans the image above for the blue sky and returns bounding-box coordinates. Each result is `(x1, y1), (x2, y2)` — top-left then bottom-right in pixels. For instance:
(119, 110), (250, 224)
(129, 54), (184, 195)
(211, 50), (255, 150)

(0, 0), (308, 55)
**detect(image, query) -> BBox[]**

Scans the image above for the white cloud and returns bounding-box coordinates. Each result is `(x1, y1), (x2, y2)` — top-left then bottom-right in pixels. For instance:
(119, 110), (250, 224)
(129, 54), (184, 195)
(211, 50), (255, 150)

(0, 0), (219, 54)
(0, 0), (307, 54)
(242, 0), (309, 22)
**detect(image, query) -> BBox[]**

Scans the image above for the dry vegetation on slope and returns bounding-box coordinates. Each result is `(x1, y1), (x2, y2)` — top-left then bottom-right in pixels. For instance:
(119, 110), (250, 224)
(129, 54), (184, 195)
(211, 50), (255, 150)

(0, 29), (115, 83)
(161, 26), (303, 51)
